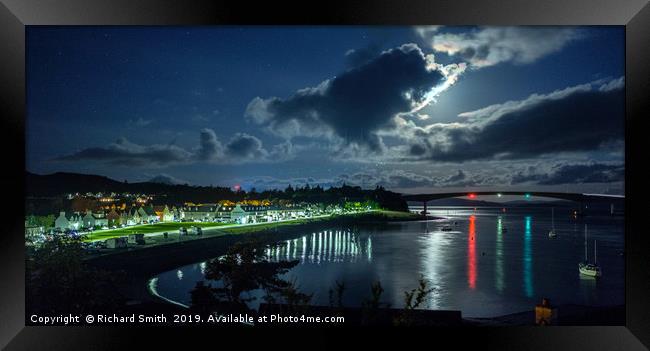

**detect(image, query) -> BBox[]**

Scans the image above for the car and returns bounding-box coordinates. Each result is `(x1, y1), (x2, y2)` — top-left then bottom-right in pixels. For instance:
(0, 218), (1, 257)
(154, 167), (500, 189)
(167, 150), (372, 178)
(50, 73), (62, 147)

(101, 226), (109, 230)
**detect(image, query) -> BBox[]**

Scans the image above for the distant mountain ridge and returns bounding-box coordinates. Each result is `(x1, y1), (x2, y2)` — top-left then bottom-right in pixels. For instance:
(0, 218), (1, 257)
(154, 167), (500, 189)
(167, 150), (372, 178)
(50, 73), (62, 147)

(407, 197), (573, 208)
(407, 198), (502, 207)
(25, 171), (232, 200)
(28, 171), (161, 196)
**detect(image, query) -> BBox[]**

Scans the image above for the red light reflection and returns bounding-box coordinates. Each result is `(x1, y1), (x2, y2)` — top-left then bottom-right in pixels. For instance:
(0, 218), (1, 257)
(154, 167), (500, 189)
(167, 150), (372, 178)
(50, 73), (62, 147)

(468, 215), (476, 289)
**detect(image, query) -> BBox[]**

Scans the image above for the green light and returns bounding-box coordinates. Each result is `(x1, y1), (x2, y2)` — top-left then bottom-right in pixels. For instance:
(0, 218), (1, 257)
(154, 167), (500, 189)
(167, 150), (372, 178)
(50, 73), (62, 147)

(525, 193), (531, 199)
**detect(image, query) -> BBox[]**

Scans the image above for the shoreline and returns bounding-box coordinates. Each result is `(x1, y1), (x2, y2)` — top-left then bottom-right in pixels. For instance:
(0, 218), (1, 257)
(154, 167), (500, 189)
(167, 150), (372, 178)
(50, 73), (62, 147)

(82, 210), (440, 253)
(85, 211), (440, 304)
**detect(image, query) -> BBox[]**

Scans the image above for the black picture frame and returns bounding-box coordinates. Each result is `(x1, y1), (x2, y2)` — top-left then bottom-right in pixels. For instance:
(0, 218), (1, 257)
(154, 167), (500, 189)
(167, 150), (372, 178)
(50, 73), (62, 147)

(1, 0), (648, 349)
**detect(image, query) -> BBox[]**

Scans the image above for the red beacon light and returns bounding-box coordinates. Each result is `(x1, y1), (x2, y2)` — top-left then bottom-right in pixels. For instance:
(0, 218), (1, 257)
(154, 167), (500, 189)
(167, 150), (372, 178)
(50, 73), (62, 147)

(468, 193), (476, 199)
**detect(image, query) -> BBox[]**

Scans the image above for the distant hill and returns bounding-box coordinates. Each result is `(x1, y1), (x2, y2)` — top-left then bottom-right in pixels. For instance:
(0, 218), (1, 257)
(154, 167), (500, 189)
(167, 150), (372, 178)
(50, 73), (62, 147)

(407, 198), (575, 208)
(25, 171), (234, 202)
(408, 198), (502, 207)
(26, 171), (128, 196)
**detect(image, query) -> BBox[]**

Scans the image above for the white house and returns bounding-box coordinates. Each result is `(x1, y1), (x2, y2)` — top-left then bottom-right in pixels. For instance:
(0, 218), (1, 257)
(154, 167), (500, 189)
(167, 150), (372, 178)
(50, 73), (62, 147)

(126, 207), (141, 225)
(82, 211), (96, 228)
(54, 211), (69, 230)
(81, 210), (109, 228)
(229, 205), (275, 224)
(172, 206), (184, 221)
(54, 211), (82, 231)
(230, 204), (248, 224)
(183, 204), (219, 222)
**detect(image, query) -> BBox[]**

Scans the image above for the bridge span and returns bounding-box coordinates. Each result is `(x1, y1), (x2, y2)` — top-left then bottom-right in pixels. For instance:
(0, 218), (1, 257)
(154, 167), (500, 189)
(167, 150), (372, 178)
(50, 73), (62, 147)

(401, 191), (624, 204)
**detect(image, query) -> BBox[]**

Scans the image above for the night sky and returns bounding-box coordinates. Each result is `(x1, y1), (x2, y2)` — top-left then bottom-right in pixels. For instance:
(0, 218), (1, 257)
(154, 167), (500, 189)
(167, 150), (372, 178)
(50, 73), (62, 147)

(26, 26), (625, 195)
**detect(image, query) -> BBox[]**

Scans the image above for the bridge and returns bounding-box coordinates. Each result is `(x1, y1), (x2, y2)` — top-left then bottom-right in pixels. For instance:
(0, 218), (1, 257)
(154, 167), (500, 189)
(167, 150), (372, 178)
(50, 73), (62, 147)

(401, 191), (625, 215)
(401, 191), (624, 203)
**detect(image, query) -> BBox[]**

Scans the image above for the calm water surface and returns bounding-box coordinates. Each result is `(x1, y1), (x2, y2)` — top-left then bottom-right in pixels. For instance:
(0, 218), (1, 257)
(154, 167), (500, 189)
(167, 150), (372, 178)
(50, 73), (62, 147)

(151, 207), (624, 317)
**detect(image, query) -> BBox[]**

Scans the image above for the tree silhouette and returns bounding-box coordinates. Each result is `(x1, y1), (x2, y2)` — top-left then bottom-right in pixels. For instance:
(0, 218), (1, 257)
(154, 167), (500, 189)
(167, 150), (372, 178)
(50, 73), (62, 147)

(190, 239), (301, 315)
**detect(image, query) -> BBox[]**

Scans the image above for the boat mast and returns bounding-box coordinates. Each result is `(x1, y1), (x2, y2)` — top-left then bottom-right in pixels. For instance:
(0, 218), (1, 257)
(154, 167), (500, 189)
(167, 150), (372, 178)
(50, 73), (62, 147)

(584, 224), (588, 262)
(552, 208), (555, 230)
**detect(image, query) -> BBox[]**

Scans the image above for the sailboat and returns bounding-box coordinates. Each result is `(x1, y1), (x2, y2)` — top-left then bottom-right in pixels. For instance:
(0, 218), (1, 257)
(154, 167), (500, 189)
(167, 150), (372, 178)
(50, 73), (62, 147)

(548, 208), (557, 238)
(578, 224), (601, 278)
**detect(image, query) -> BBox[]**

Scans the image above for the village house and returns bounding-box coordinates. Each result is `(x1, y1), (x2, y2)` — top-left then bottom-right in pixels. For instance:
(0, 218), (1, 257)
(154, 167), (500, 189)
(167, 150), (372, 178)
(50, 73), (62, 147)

(183, 204), (219, 221)
(171, 206), (184, 221)
(136, 205), (158, 223)
(216, 204), (234, 222)
(82, 210), (109, 228)
(143, 205), (159, 223)
(106, 208), (121, 226)
(229, 204), (290, 224)
(127, 207), (141, 225)
(54, 211), (83, 231)
(153, 205), (174, 222)
(25, 218), (44, 240)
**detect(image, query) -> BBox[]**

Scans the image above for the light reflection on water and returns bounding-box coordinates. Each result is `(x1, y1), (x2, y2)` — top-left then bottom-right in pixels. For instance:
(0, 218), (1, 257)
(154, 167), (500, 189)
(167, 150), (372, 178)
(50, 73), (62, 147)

(523, 216), (533, 298)
(468, 215), (477, 290)
(152, 207), (624, 318)
(263, 229), (370, 264)
(495, 217), (504, 292)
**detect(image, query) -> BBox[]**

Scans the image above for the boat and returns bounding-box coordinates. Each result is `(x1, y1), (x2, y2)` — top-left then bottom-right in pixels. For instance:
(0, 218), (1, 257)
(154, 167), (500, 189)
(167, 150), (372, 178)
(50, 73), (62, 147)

(548, 208), (557, 238)
(440, 225), (453, 232)
(578, 224), (601, 278)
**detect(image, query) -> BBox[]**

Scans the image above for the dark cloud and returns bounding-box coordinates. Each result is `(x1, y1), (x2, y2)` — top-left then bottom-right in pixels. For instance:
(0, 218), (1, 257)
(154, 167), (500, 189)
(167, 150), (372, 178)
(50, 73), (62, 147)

(53, 129), (293, 167)
(512, 162), (624, 185)
(407, 79), (624, 162)
(225, 133), (267, 159)
(53, 137), (192, 167)
(344, 43), (383, 68)
(337, 169), (493, 189)
(409, 144), (427, 156)
(246, 44), (463, 153)
(445, 170), (466, 183)
(195, 128), (223, 161)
